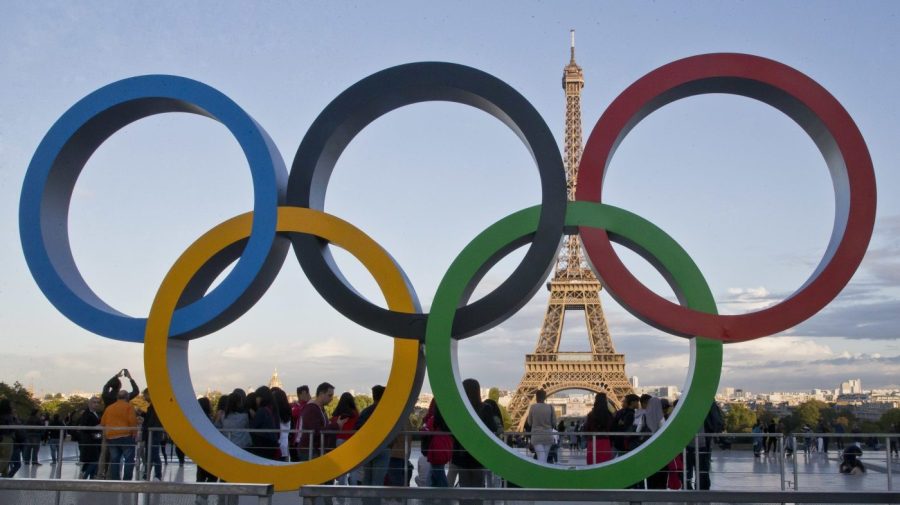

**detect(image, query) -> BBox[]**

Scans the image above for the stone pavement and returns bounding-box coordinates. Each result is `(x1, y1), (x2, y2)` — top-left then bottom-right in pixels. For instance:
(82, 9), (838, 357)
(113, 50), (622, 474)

(2, 441), (896, 504)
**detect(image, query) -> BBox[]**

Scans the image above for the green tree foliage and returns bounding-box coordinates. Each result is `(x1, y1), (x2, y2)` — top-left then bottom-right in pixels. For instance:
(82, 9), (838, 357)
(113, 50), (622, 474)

(754, 405), (774, 425)
(206, 391), (224, 412)
(41, 395), (89, 419)
(353, 394), (374, 413)
(725, 403), (757, 433)
(323, 394), (374, 418)
(486, 387), (511, 430)
(0, 382), (40, 419)
(409, 406), (428, 430)
(879, 408), (900, 431)
(790, 400), (826, 430)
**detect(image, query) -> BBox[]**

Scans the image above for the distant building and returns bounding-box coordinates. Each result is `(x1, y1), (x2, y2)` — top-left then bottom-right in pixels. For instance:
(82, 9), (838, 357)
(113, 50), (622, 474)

(268, 369), (283, 390)
(839, 379), (862, 395)
(629, 376), (639, 389)
(642, 385), (680, 400)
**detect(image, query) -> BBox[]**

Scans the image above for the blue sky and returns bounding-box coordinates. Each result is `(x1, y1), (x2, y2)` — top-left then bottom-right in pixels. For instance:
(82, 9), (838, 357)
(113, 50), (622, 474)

(1, 1), (898, 398)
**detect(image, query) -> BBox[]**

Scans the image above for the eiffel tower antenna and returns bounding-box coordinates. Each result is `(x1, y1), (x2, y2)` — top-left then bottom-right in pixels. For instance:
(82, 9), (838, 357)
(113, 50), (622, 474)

(507, 32), (634, 429)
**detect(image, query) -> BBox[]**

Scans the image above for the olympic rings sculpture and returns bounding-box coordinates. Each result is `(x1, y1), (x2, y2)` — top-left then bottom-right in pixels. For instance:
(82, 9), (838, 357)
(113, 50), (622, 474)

(19, 53), (875, 490)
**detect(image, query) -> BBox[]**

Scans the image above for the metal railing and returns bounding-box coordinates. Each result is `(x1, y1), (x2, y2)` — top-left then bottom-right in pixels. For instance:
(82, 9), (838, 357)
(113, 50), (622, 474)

(3, 425), (896, 493)
(0, 478), (274, 505)
(299, 485), (900, 504)
(300, 486), (900, 505)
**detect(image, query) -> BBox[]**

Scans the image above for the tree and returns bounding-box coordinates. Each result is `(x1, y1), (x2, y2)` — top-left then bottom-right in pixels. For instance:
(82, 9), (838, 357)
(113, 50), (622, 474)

(792, 400), (825, 429)
(353, 394), (374, 413)
(41, 396), (89, 419)
(755, 405), (774, 425)
(879, 408), (900, 431)
(725, 403), (756, 433)
(205, 391), (224, 412)
(0, 382), (40, 419)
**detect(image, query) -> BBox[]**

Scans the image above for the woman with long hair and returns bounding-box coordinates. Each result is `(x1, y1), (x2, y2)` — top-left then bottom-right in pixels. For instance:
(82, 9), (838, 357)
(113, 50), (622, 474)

(641, 397), (671, 489)
(583, 393), (614, 464)
(328, 392), (360, 484)
(271, 388), (292, 461)
(218, 391), (251, 450)
(249, 386), (279, 460)
(452, 378), (498, 488)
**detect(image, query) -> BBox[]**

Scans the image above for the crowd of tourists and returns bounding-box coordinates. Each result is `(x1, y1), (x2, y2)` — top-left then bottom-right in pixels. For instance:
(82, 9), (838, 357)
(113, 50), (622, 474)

(1, 368), (895, 491)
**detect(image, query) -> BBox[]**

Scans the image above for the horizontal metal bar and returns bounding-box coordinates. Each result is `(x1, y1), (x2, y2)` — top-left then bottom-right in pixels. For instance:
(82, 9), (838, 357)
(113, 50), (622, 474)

(0, 479), (273, 496)
(3, 425), (896, 438)
(298, 486), (900, 503)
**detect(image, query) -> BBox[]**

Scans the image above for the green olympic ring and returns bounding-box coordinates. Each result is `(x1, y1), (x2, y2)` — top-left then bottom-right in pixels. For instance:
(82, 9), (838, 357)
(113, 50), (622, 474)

(426, 200), (723, 488)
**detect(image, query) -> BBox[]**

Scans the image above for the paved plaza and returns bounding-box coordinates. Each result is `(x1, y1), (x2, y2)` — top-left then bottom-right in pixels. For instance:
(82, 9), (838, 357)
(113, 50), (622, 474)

(1, 441), (896, 504)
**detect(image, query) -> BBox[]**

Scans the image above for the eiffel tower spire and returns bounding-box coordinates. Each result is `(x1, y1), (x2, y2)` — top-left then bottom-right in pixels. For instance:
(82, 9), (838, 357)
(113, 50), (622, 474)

(507, 32), (634, 429)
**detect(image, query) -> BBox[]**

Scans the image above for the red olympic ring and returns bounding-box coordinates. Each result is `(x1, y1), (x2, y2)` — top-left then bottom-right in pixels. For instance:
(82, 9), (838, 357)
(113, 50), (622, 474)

(576, 53), (876, 342)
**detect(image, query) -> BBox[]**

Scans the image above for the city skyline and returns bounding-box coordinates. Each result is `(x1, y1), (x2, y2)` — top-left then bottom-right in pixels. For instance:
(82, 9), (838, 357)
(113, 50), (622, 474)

(2, 2), (899, 397)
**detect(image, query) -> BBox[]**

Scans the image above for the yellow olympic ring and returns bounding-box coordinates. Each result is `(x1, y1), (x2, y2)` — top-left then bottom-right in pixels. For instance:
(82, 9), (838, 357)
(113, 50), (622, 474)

(144, 206), (423, 490)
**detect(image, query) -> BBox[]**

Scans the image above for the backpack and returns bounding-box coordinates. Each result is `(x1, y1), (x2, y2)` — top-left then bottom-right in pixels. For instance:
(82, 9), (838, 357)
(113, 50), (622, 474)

(612, 408), (635, 451)
(427, 433), (453, 465)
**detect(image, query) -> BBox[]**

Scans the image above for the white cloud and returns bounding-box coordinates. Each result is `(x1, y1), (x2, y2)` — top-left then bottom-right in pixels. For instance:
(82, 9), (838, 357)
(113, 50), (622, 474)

(304, 339), (352, 359)
(221, 343), (257, 359)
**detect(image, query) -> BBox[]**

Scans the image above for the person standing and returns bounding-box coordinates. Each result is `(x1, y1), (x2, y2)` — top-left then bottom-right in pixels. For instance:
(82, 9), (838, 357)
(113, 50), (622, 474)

(686, 401), (724, 490)
(583, 393), (614, 464)
(453, 378), (499, 488)
(525, 390), (556, 464)
(752, 420), (765, 457)
(218, 391), (251, 450)
(0, 399), (17, 477)
(271, 388), (293, 461)
(425, 403), (452, 487)
(297, 383), (335, 464)
(249, 387), (280, 460)
(359, 385), (389, 486)
(75, 397), (103, 479)
(102, 369), (140, 407)
(638, 397), (667, 489)
(46, 413), (65, 465)
(328, 392), (360, 485)
(766, 420), (779, 455)
(23, 409), (43, 466)
(100, 389), (138, 480)
(290, 385), (311, 460)
(140, 389), (163, 481)
(612, 394), (640, 454)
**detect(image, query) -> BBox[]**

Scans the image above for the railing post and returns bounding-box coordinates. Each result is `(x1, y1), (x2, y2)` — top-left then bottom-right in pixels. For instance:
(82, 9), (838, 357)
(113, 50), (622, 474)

(404, 431), (410, 487)
(146, 428), (152, 481)
(791, 435), (799, 490)
(886, 435), (892, 491)
(694, 434), (701, 490)
(55, 427), (64, 479)
(682, 447), (687, 490)
(778, 434), (785, 491)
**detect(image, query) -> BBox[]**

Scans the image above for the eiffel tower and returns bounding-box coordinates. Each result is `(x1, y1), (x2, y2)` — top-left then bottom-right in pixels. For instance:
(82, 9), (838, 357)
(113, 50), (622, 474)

(507, 32), (633, 429)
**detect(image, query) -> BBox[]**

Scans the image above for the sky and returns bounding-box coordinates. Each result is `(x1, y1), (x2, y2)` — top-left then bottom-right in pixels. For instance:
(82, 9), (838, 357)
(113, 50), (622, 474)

(1, 1), (899, 399)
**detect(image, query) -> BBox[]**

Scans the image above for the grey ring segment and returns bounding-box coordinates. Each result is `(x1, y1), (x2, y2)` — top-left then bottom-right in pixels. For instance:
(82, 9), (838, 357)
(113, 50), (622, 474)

(287, 62), (567, 340)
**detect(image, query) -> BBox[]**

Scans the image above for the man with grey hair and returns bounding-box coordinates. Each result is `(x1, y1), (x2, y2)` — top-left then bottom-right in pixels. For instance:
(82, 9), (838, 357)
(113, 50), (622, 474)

(76, 396), (103, 479)
(100, 389), (138, 480)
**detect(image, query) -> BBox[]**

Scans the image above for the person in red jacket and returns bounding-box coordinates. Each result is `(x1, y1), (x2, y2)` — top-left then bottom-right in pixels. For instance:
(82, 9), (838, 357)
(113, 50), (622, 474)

(297, 382), (335, 462)
(328, 392), (360, 484)
(290, 385), (310, 460)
